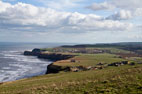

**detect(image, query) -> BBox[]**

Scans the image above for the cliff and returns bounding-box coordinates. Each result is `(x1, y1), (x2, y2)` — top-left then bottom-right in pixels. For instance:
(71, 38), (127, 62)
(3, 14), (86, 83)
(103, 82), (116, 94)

(24, 48), (75, 74)
(24, 48), (41, 56)
(24, 48), (75, 61)
(46, 64), (70, 74)
(38, 53), (74, 61)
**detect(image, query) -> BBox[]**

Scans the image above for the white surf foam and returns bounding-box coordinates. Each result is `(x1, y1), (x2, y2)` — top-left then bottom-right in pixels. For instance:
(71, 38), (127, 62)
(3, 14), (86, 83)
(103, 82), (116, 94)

(0, 50), (52, 82)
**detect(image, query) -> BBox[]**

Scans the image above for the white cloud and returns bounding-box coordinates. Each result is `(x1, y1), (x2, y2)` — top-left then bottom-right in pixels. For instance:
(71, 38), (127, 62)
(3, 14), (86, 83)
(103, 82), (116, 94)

(135, 8), (142, 16)
(0, 1), (133, 33)
(88, 0), (142, 11)
(0, 0), (11, 12)
(109, 0), (142, 10)
(106, 10), (132, 20)
(87, 0), (142, 21)
(87, 2), (115, 11)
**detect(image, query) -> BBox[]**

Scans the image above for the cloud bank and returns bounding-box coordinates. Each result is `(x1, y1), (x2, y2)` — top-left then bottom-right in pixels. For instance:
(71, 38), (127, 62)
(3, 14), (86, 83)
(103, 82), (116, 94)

(106, 10), (132, 20)
(87, 0), (142, 21)
(87, 2), (115, 11)
(1, 0), (141, 43)
(0, 1), (133, 33)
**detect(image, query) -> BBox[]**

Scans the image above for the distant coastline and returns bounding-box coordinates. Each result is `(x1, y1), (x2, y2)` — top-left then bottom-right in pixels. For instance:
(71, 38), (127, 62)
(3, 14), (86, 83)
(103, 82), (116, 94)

(23, 42), (142, 75)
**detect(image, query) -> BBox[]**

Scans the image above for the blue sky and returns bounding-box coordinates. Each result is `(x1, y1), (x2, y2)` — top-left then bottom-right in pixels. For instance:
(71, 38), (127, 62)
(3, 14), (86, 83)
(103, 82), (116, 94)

(0, 0), (142, 43)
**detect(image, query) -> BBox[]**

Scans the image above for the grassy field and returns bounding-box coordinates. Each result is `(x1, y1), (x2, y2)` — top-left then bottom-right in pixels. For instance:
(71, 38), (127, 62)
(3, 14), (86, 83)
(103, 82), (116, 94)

(1, 64), (142, 94)
(92, 47), (131, 54)
(1, 46), (142, 94)
(41, 47), (132, 54)
(53, 53), (125, 67)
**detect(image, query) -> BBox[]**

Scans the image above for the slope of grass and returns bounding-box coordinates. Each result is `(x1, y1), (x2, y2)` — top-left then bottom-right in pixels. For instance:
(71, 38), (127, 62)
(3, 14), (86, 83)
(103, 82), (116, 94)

(1, 64), (142, 94)
(93, 47), (131, 54)
(0, 50), (142, 94)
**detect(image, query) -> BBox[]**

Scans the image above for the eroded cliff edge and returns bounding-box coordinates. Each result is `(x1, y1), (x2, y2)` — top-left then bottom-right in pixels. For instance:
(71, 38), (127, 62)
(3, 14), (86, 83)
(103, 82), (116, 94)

(24, 48), (75, 74)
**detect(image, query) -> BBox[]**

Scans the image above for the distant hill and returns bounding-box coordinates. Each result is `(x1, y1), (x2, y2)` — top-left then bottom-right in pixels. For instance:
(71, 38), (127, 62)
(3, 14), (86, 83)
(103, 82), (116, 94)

(61, 42), (142, 48)
(61, 42), (142, 54)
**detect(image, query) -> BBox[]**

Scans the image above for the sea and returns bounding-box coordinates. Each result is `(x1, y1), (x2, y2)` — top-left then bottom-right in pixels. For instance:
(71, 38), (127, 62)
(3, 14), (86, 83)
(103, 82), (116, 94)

(0, 42), (64, 82)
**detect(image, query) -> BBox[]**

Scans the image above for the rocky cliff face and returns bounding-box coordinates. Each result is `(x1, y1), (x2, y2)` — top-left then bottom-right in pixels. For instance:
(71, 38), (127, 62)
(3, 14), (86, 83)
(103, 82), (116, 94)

(24, 48), (75, 74)
(24, 49), (75, 61)
(24, 48), (41, 56)
(38, 53), (74, 61)
(46, 64), (70, 74)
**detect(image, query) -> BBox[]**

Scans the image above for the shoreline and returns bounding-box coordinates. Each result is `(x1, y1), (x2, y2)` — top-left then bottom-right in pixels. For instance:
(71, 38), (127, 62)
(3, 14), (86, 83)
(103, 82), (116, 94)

(1, 42), (142, 93)
(24, 48), (76, 74)
(23, 48), (135, 74)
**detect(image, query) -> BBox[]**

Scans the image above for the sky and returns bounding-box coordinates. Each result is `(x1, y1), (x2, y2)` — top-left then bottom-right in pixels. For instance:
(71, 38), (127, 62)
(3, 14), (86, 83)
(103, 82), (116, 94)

(0, 0), (142, 43)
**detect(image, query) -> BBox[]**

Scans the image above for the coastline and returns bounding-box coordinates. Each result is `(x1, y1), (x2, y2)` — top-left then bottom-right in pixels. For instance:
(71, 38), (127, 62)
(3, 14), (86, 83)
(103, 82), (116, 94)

(23, 48), (134, 75)
(1, 42), (142, 93)
(24, 48), (76, 74)
(0, 43), (55, 83)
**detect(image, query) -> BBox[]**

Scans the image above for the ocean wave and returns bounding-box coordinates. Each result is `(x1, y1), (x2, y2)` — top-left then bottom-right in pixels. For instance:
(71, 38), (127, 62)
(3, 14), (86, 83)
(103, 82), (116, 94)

(0, 64), (40, 82)
(0, 42), (58, 82)
(0, 52), (52, 82)
(2, 50), (50, 63)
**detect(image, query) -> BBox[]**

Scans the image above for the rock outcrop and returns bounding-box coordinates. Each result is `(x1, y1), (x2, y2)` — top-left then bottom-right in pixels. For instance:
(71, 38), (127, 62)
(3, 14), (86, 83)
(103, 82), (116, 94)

(46, 64), (70, 74)
(24, 49), (75, 61)
(24, 48), (41, 56)
(24, 48), (76, 74)
(46, 65), (105, 74)
(108, 61), (128, 67)
(38, 53), (74, 61)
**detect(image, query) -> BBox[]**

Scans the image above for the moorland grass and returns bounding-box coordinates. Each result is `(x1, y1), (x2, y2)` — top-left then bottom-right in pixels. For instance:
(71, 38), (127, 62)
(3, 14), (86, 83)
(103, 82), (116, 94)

(0, 53), (142, 94)
(53, 53), (125, 67)
(1, 65), (142, 94)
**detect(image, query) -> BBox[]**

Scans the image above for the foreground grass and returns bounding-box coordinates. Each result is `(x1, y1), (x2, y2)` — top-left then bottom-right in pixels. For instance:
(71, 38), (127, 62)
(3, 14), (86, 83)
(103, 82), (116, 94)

(1, 64), (142, 94)
(0, 53), (141, 94)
